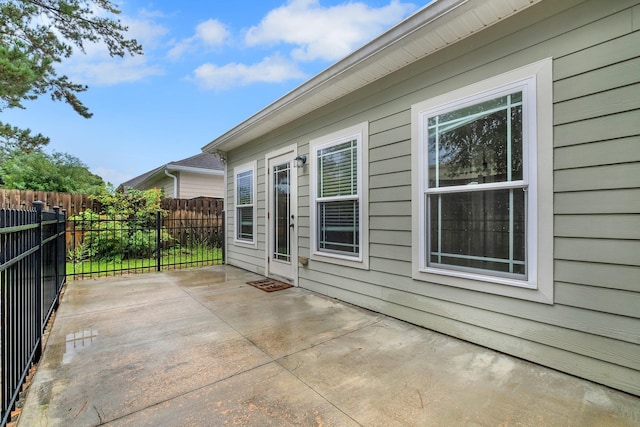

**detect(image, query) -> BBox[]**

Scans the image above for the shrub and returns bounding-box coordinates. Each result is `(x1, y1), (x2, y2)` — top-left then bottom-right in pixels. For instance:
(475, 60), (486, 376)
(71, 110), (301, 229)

(70, 188), (170, 261)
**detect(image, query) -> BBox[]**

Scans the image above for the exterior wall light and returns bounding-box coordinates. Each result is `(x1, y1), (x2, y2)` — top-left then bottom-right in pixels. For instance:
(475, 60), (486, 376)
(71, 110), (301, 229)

(294, 155), (307, 168)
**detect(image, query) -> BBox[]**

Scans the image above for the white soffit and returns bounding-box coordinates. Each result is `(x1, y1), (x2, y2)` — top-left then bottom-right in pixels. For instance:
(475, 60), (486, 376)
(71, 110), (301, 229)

(203, 0), (541, 152)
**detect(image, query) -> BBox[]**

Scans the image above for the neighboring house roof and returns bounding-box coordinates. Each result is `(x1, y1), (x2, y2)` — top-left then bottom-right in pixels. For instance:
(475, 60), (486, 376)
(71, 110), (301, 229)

(203, 0), (542, 153)
(119, 152), (224, 190)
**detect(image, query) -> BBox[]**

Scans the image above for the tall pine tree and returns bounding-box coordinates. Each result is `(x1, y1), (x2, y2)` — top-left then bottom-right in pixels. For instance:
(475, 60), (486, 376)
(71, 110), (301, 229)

(0, 0), (142, 150)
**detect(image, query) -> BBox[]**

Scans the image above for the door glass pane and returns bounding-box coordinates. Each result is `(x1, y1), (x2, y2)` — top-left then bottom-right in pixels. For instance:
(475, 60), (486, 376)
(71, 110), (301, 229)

(318, 199), (359, 255)
(429, 189), (525, 275)
(273, 163), (290, 262)
(428, 92), (523, 188)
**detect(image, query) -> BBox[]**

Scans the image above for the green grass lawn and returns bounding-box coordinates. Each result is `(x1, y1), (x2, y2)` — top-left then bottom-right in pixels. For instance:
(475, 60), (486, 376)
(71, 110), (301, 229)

(67, 246), (222, 278)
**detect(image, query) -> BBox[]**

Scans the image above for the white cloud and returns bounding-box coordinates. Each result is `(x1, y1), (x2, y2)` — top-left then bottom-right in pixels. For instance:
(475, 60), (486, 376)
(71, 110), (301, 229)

(196, 19), (230, 46)
(245, 0), (416, 62)
(59, 13), (168, 86)
(191, 54), (306, 91)
(124, 15), (170, 51)
(168, 19), (229, 60)
(66, 55), (164, 86)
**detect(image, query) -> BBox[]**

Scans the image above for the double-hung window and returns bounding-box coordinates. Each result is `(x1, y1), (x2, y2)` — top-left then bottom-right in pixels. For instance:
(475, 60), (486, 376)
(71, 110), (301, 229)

(310, 122), (369, 268)
(234, 162), (256, 245)
(427, 89), (527, 277)
(411, 58), (553, 303)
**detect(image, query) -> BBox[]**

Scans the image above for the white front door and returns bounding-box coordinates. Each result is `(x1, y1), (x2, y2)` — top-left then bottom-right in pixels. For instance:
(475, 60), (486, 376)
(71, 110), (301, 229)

(266, 148), (298, 283)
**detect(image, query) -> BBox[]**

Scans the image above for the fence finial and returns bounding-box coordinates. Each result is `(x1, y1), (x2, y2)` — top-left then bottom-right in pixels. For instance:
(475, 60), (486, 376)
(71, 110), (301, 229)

(33, 200), (44, 213)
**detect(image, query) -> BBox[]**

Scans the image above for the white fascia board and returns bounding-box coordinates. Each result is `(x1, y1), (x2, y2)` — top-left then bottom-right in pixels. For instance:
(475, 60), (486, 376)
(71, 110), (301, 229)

(165, 165), (225, 176)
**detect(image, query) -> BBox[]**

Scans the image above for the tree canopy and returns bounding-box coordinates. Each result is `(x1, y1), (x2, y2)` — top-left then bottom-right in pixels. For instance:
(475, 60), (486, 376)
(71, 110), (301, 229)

(0, 146), (105, 192)
(0, 0), (142, 150)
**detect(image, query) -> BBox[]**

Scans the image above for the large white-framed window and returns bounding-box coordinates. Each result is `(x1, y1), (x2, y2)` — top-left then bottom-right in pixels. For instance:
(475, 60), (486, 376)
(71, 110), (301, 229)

(411, 58), (553, 303)
(310, 122), (369, 269)
(234, 161), (257, 246)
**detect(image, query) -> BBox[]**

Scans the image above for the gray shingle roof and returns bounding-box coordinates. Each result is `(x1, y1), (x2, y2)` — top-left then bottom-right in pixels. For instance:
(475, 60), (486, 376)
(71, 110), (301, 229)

(169, 152), (224, 170)
(119, 152), (223, 189)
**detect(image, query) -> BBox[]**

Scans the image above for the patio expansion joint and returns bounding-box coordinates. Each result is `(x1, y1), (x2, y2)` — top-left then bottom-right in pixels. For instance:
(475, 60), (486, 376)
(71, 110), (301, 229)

(98, 359), (283, 426)
(268, 315), (387, 426)
(55, 295), (197, 319)
(119, 279), (383, 426)
(98, 312), (385, 426)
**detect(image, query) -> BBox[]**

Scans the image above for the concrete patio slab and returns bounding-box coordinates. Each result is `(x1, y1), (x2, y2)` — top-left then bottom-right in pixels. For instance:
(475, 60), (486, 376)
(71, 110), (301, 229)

(17, 266), (640, 426)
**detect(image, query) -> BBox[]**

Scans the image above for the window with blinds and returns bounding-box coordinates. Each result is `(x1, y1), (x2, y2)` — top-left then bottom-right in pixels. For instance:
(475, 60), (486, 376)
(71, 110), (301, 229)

(235, 164), (256, 243)
(309, 122), (369, 268)
(316, 139), (359, 255)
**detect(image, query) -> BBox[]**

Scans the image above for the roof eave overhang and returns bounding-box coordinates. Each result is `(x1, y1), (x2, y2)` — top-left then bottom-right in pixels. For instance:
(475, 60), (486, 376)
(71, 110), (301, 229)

(166, 165), (225, 175)
(124, 165), (223, 190)
(202, 0), (541, 153)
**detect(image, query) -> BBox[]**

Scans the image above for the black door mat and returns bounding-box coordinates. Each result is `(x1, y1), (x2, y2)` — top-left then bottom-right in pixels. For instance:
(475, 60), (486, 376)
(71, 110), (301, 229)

(247, 279), (293, 292)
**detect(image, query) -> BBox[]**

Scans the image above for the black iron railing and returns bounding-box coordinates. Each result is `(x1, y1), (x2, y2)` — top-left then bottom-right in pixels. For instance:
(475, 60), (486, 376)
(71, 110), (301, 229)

(67, 210), (224, 279)
(1, 202), (66, 427)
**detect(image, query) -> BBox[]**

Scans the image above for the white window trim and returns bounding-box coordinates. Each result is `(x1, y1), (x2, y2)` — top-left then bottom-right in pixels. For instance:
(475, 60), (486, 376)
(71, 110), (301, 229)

(411, 58), (553, 304)
(309, 122), (369, 270)
(234, 160), (257, 248)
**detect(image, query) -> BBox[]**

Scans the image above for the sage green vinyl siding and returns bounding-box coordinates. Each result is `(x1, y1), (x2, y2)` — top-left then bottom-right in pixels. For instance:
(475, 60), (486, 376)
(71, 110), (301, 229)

(223, 0), (640, 395)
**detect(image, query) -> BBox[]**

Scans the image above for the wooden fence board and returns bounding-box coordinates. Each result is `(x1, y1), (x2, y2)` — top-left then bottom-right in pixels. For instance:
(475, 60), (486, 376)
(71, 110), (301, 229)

(0, 190), (223, 217)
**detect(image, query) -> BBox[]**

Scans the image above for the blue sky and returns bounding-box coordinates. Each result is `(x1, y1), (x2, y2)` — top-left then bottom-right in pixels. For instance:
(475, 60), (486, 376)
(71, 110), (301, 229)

(5, 0), (420, 186)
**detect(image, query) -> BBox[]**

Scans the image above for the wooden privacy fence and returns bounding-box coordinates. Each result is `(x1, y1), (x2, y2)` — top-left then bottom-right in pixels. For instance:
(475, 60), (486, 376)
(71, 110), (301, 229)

(0, 190), (223, 218)
(0, 190), (91, 215)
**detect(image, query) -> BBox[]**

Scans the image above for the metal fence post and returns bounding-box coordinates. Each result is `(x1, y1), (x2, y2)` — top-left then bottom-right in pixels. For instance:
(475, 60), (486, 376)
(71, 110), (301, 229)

(221, 210), (225, 264)
(53, 206), (60, 301)
(33, 201), (44, 360)
(156, 210), (161, 272)
(61, 210), (67, 287)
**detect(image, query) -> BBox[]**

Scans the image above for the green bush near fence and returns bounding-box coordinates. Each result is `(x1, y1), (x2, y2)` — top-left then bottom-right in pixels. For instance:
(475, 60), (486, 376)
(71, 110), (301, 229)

(69, 188), (170, 262)
(69, 209), (171, 261)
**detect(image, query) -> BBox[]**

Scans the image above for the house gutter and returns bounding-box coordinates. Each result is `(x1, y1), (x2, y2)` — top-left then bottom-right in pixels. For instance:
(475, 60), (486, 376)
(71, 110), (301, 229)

(164, 169), (178, 198)
(165, 165), (225, 175)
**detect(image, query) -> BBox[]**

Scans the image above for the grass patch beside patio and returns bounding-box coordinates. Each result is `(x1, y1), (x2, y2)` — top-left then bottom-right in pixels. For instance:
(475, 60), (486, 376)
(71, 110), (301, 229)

(67, 246), (222, 278)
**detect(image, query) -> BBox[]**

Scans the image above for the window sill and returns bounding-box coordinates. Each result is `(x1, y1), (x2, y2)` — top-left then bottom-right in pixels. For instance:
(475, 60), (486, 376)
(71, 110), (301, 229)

(413, 268), (553, 304)
(234, 239), (257, 249)
(310, 251), (369, 270)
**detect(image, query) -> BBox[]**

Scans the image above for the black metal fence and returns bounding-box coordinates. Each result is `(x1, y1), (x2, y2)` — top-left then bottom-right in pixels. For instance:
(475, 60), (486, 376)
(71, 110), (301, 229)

(1, 202), (66, 427)
(67, 210), (224, 279)
(1, 201), (224, 425)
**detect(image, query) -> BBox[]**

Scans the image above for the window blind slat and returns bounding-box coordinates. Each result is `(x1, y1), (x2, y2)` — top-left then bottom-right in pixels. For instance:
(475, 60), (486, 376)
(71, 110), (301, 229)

(318, 139), (357, 198)
(237, 170), (253, 205)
